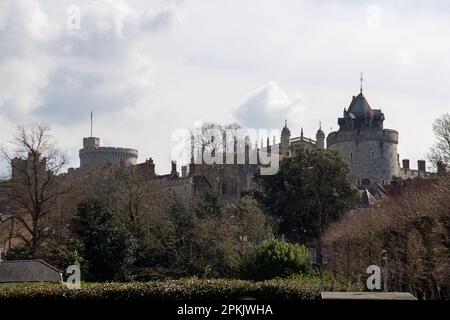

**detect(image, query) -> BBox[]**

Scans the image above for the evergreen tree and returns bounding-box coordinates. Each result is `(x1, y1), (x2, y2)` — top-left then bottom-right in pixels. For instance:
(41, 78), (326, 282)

(255, 147), (359, 243)
(72, 199), (135, 281)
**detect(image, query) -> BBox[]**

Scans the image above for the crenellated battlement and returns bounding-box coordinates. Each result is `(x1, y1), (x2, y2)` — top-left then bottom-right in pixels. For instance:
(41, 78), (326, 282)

(327, 128), (398, 146)
(79, 137), (138, 168)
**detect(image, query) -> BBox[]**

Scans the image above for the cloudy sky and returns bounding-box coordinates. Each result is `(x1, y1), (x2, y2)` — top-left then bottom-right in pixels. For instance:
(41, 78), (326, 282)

(0, 0), (449, 174)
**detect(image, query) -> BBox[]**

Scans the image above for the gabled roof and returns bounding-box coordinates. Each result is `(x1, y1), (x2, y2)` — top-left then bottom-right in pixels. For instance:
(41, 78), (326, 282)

(0, 260), (62, 283)
(192, 175), (211, 187)
(348, 93), (373, 117)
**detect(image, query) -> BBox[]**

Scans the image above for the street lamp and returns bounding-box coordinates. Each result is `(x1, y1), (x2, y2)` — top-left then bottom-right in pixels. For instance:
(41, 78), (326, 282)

(381, 250), (389, 292)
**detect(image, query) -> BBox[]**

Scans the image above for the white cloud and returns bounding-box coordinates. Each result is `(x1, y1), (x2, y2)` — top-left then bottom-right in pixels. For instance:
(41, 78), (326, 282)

(233, 82), (307, 131)
(1, 0), (450, 173)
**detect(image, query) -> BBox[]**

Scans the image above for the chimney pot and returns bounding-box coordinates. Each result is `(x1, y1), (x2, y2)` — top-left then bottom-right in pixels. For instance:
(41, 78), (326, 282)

(418, 160), (426, 172)
(171, 160), (177, 175)
(402, 159), (410, 170)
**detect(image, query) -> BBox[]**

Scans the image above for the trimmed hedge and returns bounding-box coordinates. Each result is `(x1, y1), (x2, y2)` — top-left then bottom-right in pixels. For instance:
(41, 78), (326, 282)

(0, 276), (362, 300)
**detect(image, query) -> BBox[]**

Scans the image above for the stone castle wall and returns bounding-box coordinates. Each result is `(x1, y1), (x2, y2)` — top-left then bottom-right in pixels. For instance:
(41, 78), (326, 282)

(79, 146), (138, 168)
(327, 129), (399, 187)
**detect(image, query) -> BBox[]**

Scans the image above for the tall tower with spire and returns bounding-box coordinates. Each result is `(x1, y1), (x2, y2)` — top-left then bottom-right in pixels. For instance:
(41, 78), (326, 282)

(316, 122), (325, 149)
(280, 119), (291, 157)
(327, 77), (399, 189)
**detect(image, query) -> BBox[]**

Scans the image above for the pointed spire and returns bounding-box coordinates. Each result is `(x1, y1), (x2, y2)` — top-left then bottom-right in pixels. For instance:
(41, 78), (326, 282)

(90, 110), (93, 137)
(301, 127), (304, 139)
(282, 119), (291, 136)
(360, 72), (364, 93)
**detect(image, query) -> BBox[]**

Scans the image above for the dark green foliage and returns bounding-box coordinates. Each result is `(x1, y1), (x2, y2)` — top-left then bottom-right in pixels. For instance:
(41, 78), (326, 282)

(239, 238), (312, 281)
(72, 199), (135, 281)
(195, 191), (221, 217)
(0, 277), (362, 301)
(46, 239), (85, 273)
(255, 147), (359, 243)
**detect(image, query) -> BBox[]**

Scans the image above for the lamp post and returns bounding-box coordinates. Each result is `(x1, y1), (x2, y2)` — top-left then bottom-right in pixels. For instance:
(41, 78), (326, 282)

(382, 250), (389, 292)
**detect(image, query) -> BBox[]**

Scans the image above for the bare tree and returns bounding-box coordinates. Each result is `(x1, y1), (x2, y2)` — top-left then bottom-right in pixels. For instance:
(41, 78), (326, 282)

(0, 124), (68, 257)
(428, 113), (450, 169)
(190, 122), (244, 192)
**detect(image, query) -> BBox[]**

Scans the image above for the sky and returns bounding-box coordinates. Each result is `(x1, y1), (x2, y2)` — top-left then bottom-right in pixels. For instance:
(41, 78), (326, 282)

(0, 0), (449, 174)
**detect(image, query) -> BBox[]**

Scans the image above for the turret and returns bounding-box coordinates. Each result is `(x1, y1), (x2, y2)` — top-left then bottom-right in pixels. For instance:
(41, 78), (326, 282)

(316, 123), (325, 149)
(280, 120), (291, 157)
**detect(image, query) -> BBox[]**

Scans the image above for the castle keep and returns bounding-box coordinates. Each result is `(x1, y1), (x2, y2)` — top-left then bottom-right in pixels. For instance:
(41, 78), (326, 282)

(79, 136), (138, 169)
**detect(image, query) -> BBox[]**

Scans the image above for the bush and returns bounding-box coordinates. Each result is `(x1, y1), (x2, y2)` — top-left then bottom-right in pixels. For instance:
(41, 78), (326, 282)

(239, 239), (312, 281)
(0, 277), (362, 301)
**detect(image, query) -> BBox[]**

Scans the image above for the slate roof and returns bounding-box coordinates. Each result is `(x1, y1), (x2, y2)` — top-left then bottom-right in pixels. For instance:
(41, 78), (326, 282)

(0, 260), (62, 283)
(348, 93), (373, 118)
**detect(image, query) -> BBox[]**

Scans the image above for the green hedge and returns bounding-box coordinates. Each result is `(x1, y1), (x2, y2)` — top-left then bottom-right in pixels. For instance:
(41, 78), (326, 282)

(0, 276), (362, 300)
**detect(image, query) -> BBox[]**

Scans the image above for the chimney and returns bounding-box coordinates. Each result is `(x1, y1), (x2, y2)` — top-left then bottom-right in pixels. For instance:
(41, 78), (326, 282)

(171, 160), (177, 175)
(402, 159), (410, 170)
(437, 161), (446, 175)
(417, 160), (426, 172)
(146, 158), (155, 176)
(189, 162), (195, 176)
(181, 165), (187, 178)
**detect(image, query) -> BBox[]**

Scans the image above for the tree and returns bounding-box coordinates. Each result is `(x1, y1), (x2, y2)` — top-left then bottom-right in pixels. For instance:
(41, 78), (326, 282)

(195, 191), (221, 217)
(190, 122), (243, 192)
(255, 146), (359, 244)
(72, 198), (135, 281)
(0, 124), (68, 257)
(428, 113), (450, 169)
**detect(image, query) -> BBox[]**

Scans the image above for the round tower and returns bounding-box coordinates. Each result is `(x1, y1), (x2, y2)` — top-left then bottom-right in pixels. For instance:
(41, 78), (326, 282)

(280, 120), (291, 157)
(326, 92), (399, 188)
(79, 136), (138, 169)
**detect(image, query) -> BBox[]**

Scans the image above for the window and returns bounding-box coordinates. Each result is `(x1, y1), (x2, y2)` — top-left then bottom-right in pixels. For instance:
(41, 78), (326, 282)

(221, 183), (227, 195)
(362, 178), (371, 186)
(322, 249), (328, 265)
(350, 152), (353, 159)
(308, 248), (317, 264)
(371, 151), (374, 158)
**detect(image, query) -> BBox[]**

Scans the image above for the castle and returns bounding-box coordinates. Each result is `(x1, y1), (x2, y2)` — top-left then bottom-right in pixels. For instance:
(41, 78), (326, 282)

(64, 86), (434, 204)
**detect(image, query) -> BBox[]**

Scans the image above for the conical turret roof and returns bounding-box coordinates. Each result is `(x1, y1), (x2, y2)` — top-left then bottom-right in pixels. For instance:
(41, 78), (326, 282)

(281, 120), (291, 135)
(348, 93), (373, 117)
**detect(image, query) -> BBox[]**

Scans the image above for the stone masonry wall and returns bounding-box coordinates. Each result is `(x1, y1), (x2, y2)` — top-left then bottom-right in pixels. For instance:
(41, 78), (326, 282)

(327, 129), (399, 187)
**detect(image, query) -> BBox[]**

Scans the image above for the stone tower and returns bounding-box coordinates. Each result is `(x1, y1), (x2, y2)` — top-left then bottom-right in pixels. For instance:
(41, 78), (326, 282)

(316, 124), (325, 149)
(326, 91), (399, 188)
(79, 136), (138, 169)
(280, 120), (291, 157)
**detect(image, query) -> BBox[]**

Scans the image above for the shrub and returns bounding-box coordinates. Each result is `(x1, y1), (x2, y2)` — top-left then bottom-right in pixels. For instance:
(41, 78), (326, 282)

(239, 238), (312, 281)
(0, 277), (362, 301)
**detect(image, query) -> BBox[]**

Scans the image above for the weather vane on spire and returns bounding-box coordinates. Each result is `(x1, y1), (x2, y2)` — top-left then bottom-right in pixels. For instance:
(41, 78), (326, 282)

(360, 72), (364, 93)
(90, 110), (93, 137)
